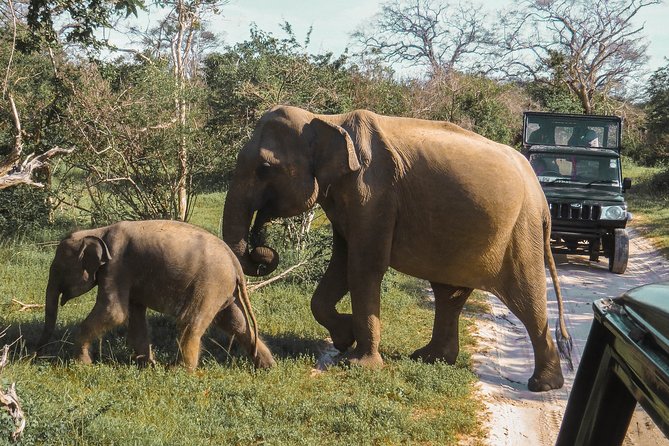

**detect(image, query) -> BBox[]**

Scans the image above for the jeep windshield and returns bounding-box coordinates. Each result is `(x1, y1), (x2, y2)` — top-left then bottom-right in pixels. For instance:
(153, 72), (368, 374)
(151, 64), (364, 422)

(529, 153), (621, 188)
(524, 113), (621, 150)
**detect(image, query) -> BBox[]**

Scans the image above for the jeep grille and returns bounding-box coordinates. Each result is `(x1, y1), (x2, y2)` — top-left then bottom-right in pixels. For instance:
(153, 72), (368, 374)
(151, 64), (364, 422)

(549, 202), (601, 221)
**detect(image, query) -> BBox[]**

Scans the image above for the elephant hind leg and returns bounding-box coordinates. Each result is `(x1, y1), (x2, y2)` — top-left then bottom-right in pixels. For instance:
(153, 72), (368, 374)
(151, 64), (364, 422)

(176, 306), (219, 370)
(214, 297), (275, 369)
(411, 283), (472, 364)
(496, 279), (564, 392)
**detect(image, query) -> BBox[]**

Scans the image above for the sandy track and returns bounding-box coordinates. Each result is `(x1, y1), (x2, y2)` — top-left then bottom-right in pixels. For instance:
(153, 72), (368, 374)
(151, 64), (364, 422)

(472, 228), (669, 445)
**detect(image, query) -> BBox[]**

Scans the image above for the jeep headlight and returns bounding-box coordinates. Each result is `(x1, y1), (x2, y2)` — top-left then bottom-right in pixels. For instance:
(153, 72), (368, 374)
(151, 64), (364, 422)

(600, 205), (626, 220)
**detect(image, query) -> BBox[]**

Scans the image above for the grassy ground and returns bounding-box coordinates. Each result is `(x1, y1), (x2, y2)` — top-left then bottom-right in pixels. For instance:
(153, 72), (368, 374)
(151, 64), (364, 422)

(0, 193), (485, 445)
(623, 158), (669, 255)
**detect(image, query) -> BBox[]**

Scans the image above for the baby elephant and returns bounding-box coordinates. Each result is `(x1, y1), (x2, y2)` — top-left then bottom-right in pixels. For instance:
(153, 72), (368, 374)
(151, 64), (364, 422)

(37, 220), (275, 370)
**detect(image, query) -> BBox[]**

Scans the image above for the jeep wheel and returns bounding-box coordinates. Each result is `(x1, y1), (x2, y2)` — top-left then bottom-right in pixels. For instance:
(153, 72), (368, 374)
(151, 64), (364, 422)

(608, 228), (629, 274)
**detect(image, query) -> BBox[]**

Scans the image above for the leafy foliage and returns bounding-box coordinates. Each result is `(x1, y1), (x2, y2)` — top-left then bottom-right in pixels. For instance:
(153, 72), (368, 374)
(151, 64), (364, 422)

(0, 186), (49, 236)
(405, 73), (525, 145)
(60, 58), (219, 224)
(26, 0), (144, 49)
(641, 62), (669, 165)
(525, 82), (582, 114)
(204, 24), (355, 185)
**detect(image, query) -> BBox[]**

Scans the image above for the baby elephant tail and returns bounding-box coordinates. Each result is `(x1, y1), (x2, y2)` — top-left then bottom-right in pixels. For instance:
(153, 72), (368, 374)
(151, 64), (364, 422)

(543, 211), (574, 370)
(237, 276), (259, 361)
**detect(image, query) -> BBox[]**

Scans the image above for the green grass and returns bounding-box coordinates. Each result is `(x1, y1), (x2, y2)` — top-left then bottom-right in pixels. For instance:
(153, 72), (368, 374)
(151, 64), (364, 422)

(623, 158), (669, 256)
(0, 192), (484, 445)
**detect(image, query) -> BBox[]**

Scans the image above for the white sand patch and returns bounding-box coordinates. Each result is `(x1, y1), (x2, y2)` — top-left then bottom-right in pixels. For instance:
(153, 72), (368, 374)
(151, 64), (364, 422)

(471, 229), (669, 445)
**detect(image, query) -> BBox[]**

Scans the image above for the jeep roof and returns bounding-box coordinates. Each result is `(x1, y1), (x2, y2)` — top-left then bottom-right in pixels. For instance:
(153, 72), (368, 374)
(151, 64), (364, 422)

(523, 111), (622, 151)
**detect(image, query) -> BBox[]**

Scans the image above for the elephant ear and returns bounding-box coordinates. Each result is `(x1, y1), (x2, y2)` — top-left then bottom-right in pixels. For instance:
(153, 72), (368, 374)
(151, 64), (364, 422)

(309, 117), (361, 186)
(78, 236), (112, 276)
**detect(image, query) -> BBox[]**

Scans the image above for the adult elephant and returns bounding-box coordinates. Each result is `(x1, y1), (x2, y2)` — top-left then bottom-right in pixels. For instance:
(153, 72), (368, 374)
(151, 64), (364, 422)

(222, 105), (572, 391)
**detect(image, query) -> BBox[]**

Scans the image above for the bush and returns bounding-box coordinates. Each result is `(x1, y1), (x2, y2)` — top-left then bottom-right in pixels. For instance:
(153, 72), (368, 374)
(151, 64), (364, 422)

(0, 185), (50, 236)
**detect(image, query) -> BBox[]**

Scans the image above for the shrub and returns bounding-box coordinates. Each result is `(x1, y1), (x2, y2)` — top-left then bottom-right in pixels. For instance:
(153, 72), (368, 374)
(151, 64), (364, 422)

(0, 185), (50, 236)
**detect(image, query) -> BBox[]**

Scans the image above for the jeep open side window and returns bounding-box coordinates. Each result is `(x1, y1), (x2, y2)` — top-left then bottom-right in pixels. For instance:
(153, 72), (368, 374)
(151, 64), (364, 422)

(524, 114), (621, 150)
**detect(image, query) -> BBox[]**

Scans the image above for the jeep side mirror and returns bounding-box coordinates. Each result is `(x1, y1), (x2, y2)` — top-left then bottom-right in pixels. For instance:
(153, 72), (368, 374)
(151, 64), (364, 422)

(622, 177), (632, 190)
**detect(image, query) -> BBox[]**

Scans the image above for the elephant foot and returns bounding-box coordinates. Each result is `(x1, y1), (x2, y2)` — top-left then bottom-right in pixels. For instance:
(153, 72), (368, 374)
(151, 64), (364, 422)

(133, 354), (156, 368)
(342, 349), (384, 368)
(76, 350), (93, 365)
(410, 344), (458, 364)
(329, 316), (356, 353)
(528, 364), (564, 392)
(253, 342), (276, 369)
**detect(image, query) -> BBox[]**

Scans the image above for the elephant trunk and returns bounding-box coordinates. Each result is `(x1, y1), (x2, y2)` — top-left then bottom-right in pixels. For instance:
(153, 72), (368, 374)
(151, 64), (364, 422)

(222, 182), (279, 277)
(38, 267), (60, 347)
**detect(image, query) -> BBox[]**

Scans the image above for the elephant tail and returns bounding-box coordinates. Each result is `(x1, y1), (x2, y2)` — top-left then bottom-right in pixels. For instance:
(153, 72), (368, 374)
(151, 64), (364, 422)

(237, 276), (259, 362)
(543, 212), (574, 371)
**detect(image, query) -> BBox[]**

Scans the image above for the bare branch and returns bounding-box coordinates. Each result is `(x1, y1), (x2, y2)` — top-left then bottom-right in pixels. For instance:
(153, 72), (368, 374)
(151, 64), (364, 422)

(0, 146), (74, 190)
(11, 299), (45, 312)
(0, 345), (26, 441)
(353, 0), (494, 75)
(0, 93), (23, 176)
(494, 0), (662, 111)
(2, 0), (18, 98)
(247, 260), (310, 293)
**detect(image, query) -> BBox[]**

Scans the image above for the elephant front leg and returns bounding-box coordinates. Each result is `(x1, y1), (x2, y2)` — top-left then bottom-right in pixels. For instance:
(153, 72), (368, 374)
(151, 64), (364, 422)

(74, 293), (128, 364)
(311, 231), (355, 352)
(411, 283), (472, 364)
(336, 208), (395, 368)
(345, 269), (384, 368)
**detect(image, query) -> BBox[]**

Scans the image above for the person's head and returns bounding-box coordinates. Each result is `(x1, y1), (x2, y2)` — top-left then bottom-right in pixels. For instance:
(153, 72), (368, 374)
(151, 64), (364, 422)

(584, 129), (599, 147)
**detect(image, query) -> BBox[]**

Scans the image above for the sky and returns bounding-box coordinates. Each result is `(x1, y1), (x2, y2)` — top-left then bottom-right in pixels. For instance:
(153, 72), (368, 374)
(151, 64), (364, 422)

(120, 0), (669, 76)
(209, 0), (669, 74)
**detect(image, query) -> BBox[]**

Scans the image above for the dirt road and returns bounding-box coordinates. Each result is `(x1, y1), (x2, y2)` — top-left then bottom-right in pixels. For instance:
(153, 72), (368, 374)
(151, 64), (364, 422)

(473, 228), (669, 445)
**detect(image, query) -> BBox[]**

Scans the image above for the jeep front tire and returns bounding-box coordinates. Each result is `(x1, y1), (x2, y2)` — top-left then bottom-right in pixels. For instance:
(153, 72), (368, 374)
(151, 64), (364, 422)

(609, 228), (629, 274)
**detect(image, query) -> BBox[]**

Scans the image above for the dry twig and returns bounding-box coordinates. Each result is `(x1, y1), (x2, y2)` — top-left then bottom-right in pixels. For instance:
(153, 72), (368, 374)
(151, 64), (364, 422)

(0, 345), (26, 441)
(11, 299), (44, 312)
(247, 259), (310, 293)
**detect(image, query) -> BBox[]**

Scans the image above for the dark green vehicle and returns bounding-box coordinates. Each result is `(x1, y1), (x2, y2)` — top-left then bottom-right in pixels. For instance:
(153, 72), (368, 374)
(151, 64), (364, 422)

(557, 282), (669, 444)
(523, 112), (632, 274)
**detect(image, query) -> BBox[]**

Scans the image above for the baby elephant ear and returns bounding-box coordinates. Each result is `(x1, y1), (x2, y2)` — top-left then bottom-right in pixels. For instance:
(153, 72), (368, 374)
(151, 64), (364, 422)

(78, 236), (112, 274)
(309, 117), (361, 185)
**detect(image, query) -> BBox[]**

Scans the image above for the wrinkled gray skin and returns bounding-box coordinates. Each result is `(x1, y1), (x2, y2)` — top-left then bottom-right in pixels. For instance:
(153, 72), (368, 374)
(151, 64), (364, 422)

(223, 105), (572, 392)
(38, 220), (275, 370)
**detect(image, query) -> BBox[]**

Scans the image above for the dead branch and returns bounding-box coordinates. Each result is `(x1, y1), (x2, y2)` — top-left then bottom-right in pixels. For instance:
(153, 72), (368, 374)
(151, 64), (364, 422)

(2, 0), (18, 98)
(0, 345), (25, 441)
(0, 146), (74, 190)
(138, 117), (178, 132)
(247, 259), (310, 293)
(11, 299), (44, 312)
(0, 93), (23, 177)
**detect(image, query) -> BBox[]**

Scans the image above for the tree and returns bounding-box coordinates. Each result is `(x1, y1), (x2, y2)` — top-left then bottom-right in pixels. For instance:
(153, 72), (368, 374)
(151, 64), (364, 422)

(204, 23), (354, 177)
(642, 60), (669, 164)
(126, 0), (226, 220)
(60, 56), (220, 224)
(27, 0), (143, 49)
(1, 0), (72, 191)
(352, 0), (495, 76)
(497, 0), (662, 114)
